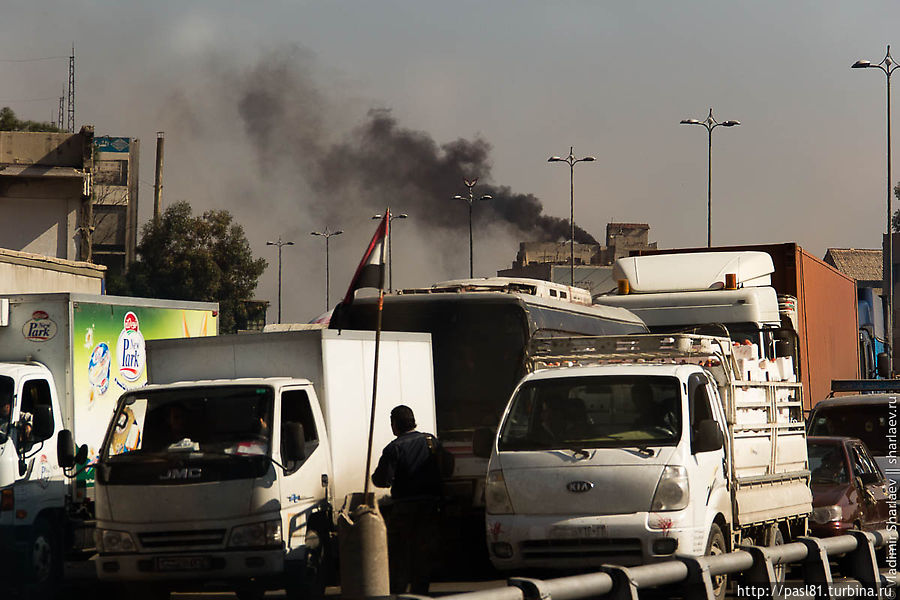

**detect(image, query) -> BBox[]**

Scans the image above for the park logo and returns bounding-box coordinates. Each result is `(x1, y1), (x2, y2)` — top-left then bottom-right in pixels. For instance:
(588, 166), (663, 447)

(116, 312), (146, 383)
(23, 311), (57, 342)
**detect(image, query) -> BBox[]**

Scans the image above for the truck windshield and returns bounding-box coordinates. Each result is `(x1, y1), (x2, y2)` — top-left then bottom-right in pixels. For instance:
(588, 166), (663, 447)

(101, 385), (275, 460)
(498, 375), (682, 451)
(0, 375), (12, 442)
(808, 403), (888, 456)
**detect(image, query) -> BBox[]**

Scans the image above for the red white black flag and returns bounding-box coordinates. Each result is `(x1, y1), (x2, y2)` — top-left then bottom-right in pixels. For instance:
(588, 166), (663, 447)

(342, 210), (390, 305)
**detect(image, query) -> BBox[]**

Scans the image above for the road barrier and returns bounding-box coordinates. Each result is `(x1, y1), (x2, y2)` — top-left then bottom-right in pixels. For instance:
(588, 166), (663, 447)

(401, 529), (897, 600)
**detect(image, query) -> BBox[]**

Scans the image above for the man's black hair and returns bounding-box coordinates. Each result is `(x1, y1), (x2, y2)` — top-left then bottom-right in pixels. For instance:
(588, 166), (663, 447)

(391, 405), (416, 432)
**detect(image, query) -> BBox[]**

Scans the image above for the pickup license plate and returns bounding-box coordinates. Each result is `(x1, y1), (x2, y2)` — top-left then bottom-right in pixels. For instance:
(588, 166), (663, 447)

(549, 524), (607, 539)
(156, 556), (211, 571)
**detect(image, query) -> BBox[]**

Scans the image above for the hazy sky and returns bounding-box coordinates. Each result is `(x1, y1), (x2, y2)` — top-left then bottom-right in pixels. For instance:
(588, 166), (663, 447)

(3, 2), (900, 322)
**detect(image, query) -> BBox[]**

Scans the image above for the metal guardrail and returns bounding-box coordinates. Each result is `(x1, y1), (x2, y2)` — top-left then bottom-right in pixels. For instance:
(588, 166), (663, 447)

(401, 529), (897, 600)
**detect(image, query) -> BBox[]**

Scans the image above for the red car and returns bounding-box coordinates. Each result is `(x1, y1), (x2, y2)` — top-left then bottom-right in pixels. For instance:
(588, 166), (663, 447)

(807, 436), (891, 537)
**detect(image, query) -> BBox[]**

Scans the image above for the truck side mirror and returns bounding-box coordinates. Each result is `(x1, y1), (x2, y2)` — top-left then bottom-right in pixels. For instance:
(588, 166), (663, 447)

(57, 429), (76, 469)
(282, 422), (307, 462)
(692, 419), (724, 454)
(858, 471), (881, 487)
(31, 406), (54, 441)
(472, 427), (495, 459)
(877, 353), (890, 379)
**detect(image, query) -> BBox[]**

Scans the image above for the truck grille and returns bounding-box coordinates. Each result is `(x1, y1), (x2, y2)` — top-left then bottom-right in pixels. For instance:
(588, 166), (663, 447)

(138, 529), (226, 550)
(520, 538), (642, 560)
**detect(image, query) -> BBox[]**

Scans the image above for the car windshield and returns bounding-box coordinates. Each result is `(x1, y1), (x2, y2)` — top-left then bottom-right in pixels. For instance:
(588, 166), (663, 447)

(808, 403), (889, 456)
(808, 443), (849, 484)
(498, 375), (682, 451)
(101, 385), (274, 460)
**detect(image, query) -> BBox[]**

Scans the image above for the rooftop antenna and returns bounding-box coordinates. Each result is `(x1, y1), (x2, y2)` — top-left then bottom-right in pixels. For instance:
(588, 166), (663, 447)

(66, 44), (75, 133)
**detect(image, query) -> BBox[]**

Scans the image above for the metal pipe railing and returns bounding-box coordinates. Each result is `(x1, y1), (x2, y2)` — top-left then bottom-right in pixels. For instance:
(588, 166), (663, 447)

(399, 528), (897, 600)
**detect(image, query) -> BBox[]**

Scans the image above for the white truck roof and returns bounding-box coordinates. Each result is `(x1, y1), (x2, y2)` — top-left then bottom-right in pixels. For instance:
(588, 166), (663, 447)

(613, 251), (774, 293)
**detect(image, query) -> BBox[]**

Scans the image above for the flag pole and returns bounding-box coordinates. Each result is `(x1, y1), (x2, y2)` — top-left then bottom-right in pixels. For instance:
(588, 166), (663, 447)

(363, 210), (389, 500)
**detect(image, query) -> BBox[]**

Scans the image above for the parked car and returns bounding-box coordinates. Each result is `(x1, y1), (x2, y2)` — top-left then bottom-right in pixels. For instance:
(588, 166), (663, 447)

(807, 436), (891, 537)
(807, 392), (895, 488)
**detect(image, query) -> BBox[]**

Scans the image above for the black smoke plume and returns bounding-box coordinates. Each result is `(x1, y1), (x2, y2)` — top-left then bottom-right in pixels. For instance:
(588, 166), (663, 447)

(234, 50), (598, 245)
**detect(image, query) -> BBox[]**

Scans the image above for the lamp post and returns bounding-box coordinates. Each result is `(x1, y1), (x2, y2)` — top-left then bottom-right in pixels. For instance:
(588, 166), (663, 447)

(680, 109), (740, 248)
(453, 179), (492, 279)
(853, 46), (898, 377)
(548, 147), (595, 286)
(310, 227), (343, 311)
(266, 237), (294, 324)
(372, 212), (407, 292)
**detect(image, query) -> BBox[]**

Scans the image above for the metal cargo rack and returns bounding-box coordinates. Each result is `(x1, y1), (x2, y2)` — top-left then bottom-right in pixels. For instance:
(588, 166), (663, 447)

(527, 333), (737, 372)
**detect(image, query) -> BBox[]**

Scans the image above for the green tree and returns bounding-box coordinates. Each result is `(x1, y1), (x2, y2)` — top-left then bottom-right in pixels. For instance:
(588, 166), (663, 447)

(111, 202), (267, 333)
(0, 106), (63, 132)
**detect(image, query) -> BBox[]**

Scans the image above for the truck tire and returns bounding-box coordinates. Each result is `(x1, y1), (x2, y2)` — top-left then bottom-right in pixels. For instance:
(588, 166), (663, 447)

(22, 517), (62, 598)
(705, 524), (727, 600)
(285, 530), (327, 600)
(767, 525), (785, 582)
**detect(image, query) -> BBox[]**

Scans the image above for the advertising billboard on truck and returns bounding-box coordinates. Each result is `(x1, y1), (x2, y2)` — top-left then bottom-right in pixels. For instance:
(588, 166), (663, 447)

(70, 301), (217, 476)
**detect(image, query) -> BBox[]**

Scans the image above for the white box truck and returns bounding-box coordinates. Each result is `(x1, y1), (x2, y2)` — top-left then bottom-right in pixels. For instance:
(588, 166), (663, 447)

(85, 328), (436, 600)
(479, 334), (811, 600)
(0, 293), (217, 595)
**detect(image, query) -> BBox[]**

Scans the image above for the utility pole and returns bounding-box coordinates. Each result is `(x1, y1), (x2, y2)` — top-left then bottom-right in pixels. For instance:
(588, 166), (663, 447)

(67, 44), (75, 133)
(153, 132), (165, 223)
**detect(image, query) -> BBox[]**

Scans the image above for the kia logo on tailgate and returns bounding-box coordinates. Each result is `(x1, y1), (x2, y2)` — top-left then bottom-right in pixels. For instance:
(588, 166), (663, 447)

(566, 481), (594, 493)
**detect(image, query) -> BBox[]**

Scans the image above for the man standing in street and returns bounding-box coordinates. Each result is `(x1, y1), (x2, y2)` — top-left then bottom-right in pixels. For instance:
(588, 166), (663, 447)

(372, 405), (446, 595)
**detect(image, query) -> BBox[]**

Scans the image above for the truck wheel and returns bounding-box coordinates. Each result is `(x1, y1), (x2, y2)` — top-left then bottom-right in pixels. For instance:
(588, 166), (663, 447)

(285, 535), (327, 600)
(767, 525), (785, 582)
(705, 524), (727, 600)
(24, 517), (61, 596)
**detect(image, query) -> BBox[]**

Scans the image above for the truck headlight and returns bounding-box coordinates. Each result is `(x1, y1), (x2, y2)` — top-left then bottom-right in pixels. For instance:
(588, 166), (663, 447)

(485, 470), (514, 515)
(228, 519), (282, 548)
(96, 529), (137, 554)
(651, 465), (690, 511)
(811, 505), (843, 524)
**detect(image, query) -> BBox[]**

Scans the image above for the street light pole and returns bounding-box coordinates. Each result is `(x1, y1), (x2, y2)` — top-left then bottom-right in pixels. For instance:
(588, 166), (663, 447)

(548, 147), (596, 287)
(680, 109), (740, 248)
(453, 179), (492, 279)
(854, 46), (898, 377)
(311, 227), (343, 311)
(266, 237), (294, 324)
(372, 212), (408, 292)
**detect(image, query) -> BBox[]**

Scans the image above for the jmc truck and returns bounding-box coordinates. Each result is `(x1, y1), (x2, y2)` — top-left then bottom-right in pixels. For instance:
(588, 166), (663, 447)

(86, 328), (436, 600)
(0, 293), (217, 595)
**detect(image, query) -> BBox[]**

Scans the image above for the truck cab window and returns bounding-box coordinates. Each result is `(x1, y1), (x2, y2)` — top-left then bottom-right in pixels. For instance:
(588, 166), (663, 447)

(0, 376), (13, 441)
(21, 379), (53, 443)
(688, 373), (716, 452)
(282, 389), (318, 459)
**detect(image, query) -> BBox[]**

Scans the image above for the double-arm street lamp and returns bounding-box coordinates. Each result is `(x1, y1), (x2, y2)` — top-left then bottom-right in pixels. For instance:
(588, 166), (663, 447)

(548, 147), (595, 286)
(680, 108), (740, 248)
(310, 227), (343, 311)
(372, 212), (408, 292)
(266, 237), (294, 324)
(853, 46), (899, 377)
(453, 179), (492, 279)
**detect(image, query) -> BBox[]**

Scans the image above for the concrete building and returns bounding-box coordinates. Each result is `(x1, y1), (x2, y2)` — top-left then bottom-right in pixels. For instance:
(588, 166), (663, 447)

(499, 223), (657, 296)
(92, 136), (140, 276)
(0, 127), (94, 261)
(0, 247), (105, 294)
(0, 129), (138, 278)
